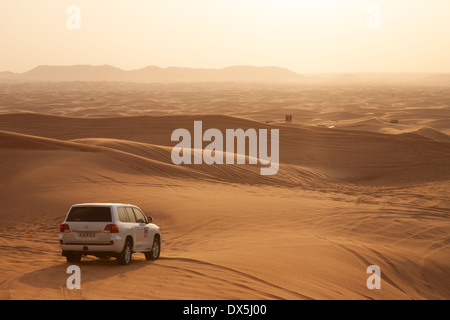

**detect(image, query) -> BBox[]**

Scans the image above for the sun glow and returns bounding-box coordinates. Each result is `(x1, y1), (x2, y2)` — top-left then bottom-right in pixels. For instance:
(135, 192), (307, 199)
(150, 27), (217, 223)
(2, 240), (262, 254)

(0, 0), (449, 73)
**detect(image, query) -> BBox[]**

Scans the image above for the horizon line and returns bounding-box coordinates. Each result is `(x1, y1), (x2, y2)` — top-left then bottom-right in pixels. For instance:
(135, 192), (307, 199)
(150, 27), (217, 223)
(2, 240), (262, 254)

(1, 64), (450, 75)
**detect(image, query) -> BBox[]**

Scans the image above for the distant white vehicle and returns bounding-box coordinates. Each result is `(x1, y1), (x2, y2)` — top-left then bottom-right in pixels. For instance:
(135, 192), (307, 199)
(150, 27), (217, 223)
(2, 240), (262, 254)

(59, 203), (161, 265)
(314, 123), (335, 129)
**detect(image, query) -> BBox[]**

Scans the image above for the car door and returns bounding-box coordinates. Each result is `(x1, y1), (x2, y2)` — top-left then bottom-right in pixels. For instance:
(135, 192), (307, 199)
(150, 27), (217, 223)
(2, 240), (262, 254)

(117, 207), (135, 242)
(124, 207), (140, 249)
(132, 207), (151, 250)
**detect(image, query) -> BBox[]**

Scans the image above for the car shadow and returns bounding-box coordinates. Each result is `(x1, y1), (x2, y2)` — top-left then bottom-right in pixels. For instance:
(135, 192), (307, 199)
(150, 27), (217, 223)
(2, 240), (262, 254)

(18, 255), (156, 290)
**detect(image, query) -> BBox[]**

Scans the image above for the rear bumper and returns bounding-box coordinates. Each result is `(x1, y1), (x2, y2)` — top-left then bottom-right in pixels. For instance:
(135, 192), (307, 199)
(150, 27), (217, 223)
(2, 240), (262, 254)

(61, 249), (121, 258)
(60, 244), (121, 254)
(59, 235), (124, 254)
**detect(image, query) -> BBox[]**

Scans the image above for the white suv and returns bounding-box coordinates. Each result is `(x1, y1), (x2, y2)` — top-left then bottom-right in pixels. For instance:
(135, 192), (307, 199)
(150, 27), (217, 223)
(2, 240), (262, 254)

(59, 203), (161, 265)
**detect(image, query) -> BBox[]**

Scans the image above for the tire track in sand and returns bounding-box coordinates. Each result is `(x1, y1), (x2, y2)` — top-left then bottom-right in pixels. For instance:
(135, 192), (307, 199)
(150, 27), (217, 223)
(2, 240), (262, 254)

(159, 257), (313, 300)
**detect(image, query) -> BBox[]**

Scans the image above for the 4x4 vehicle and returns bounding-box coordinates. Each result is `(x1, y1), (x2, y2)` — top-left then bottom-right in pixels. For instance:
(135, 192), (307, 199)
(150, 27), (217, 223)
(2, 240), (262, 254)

(59, 203), (161, 265)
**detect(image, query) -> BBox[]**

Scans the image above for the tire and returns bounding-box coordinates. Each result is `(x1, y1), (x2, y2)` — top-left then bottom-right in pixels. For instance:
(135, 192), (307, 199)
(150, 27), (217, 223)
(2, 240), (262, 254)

(117, 239), (133, 265)
(66, 252), (82, 263)
(145, 237), (160, 260)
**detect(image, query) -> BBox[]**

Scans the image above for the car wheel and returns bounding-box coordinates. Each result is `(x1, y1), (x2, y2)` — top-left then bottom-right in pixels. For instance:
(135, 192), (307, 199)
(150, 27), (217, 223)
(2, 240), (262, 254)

(66, 252), (82, 263)
(117, 240), (133, 265)
(145, 237), (160, 260)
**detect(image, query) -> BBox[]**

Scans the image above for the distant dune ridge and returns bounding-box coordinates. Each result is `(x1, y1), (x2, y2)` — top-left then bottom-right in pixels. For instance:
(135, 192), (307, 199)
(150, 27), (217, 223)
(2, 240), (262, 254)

(0, 113), (448, 186)
(1, 65), (450, 85)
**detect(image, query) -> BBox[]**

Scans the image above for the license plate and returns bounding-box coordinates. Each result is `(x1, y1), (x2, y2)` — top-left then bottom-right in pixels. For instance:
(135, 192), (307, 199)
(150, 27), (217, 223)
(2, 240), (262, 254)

(79, 232), (96, 237)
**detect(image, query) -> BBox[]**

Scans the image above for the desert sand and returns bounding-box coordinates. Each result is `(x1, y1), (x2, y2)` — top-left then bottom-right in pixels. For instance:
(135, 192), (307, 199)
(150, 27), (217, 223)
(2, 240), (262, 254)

(0, 81), (449, 300)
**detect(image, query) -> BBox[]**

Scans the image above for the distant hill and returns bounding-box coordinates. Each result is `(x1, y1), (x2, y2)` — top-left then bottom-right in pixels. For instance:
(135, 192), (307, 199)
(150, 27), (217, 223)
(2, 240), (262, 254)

(1, 65), (449, 85)
(1, 65), (304, 83)
(0, 71), (23, 81)
(23, 65), (124, 82)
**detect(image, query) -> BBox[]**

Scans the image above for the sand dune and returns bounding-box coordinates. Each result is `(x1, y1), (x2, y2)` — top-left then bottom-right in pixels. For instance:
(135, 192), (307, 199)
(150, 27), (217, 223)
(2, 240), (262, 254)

(379, 126), (450, 142)
(0, 82), (449, 300)
(1, 112), (448, 186)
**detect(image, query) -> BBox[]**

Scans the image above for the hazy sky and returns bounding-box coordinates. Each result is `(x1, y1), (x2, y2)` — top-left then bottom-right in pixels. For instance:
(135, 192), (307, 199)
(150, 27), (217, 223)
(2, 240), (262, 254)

(1, 0), (449, 73)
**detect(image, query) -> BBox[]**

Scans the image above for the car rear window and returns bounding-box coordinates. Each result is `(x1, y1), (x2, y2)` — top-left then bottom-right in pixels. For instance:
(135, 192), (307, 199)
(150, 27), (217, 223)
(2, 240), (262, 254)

(67, 207), (112, 222)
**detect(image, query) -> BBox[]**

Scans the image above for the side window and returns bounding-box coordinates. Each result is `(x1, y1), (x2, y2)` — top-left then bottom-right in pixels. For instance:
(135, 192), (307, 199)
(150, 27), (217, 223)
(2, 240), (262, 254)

(117, 207), (129, 222)
(125, 207), (137, 223)
(133, 208), (147, 224)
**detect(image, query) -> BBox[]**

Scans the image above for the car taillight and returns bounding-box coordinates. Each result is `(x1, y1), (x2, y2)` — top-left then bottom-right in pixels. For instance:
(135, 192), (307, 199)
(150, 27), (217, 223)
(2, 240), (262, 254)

(104, 224), (119, 233)
(59, 223), (70, 233)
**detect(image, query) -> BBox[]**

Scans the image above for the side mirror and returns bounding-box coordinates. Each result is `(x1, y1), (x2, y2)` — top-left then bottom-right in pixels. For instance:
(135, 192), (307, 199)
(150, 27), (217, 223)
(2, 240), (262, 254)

(147, 216), (153, 224)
